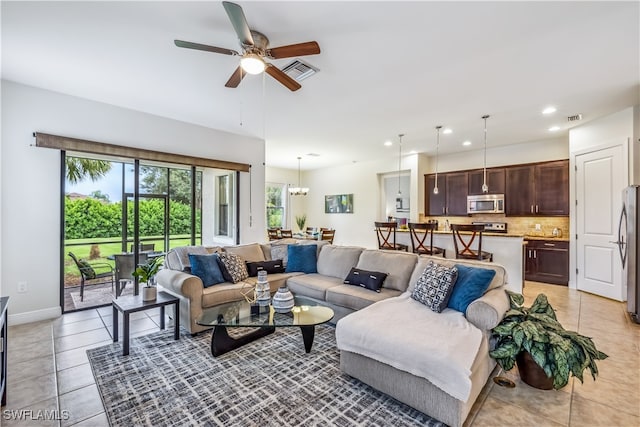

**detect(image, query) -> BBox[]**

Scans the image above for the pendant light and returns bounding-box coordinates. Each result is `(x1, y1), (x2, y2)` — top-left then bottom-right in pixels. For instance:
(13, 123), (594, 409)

(481, 115), (490, 193)
(433, 126), (442, 195)
(397, 134), (404, 197)
(288, 157), (309, 196)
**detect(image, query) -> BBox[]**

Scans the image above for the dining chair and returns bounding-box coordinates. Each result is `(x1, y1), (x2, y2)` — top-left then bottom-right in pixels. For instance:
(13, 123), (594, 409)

(408, 223), (445, 257)
(267, 228), (281, 241)
(280, 229), (293, 238)
(451, 224), (493, 261)
(68, 252), (115, 301)
(374, 221), (408, 251)
(114, 253), (149, 297)
(130, 243), (155, 252)
(320, 229), (335, 244)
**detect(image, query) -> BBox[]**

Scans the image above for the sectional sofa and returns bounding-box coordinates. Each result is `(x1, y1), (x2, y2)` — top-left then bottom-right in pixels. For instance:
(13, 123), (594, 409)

(156, 240), (510, 427)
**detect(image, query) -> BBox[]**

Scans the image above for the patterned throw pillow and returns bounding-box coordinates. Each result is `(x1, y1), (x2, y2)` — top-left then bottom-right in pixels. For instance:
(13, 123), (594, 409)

(217, 252), (249, 284)
(411, 261), (458, 313)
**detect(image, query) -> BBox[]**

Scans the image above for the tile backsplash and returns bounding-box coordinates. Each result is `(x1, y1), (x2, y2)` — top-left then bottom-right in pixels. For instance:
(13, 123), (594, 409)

(419, 214), (570, 237)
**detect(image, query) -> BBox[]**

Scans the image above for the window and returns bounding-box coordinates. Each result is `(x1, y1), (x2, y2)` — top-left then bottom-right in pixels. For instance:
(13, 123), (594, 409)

(266, 183), (287, 228)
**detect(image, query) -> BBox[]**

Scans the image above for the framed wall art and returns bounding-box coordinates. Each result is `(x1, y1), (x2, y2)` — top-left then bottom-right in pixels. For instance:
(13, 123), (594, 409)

(325, 194), (354, 213)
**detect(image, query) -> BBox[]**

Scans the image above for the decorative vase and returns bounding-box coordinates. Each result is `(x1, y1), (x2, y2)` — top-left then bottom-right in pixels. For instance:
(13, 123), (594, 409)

(516, 351), (554, 390)
(255, 271), (271, 306)
(272, 286), (294, 313)
(142, 286), (157, 302)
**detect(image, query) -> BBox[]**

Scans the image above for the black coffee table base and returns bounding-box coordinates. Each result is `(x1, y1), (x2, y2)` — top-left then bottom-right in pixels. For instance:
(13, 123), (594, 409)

(210, 324), (318, 357)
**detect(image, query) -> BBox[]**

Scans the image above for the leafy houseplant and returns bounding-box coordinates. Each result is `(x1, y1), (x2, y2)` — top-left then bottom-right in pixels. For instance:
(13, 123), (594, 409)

(490, 290), (608, 390)
(295, 214), (307, 233)
(133, 256), (164, 301)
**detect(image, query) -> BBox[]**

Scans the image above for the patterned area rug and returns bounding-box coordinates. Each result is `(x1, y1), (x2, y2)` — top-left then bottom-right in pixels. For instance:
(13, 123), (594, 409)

(87, 326), (445, 426)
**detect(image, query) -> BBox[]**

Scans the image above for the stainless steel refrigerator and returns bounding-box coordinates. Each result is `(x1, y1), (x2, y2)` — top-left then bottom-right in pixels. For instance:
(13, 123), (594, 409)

(621, 186), (640, 323)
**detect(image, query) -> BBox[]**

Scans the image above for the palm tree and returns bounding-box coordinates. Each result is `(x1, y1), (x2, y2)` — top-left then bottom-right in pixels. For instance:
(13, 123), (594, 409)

(66, 157), (112, 184)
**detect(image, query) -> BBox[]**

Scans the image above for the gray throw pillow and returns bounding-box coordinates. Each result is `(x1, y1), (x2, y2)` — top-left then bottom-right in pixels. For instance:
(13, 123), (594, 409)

(411, 261), (458, 313)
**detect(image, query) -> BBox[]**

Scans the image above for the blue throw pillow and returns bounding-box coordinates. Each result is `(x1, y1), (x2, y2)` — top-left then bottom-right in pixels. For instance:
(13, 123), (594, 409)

(447, 264), (496, 313)
(189, 253), (225, 288)
(285, 244), (318, 274)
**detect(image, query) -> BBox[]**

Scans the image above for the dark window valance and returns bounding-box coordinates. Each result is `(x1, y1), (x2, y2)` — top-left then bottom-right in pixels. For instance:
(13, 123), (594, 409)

(34, 132), (250, 172)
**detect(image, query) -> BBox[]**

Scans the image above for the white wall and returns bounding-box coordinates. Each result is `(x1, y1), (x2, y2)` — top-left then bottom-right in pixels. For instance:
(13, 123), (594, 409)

(568, 106), (638, 290)
(431, 137), (568, 173)
(1, 80), (266, 323)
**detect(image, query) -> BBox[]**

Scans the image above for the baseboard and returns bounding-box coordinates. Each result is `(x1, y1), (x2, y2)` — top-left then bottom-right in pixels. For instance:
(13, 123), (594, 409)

(8, 306), (61, 326)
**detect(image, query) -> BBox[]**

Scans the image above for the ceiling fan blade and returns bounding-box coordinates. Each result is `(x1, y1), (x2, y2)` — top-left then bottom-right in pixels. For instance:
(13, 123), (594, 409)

(225, 66), (245, 88)
(174, 40), (238, 56)
(267, 41), (321, 59)
(222, 1), (254, 46)
(265, 64), (301, 91)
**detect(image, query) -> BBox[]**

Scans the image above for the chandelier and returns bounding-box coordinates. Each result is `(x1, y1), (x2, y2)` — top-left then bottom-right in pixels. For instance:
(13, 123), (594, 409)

(288, 157), (309, 196)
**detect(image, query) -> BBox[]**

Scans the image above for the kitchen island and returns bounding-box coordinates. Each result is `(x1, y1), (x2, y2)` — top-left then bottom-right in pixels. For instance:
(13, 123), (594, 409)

(396, 230), (525, 293)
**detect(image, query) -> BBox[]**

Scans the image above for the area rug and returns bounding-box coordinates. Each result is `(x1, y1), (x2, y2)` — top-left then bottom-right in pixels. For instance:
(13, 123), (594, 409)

(87, 326), (445, 426)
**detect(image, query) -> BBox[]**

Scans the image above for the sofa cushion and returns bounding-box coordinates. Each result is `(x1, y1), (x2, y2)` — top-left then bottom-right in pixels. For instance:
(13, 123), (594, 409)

(326, 285), (402, 311)
(188, 253), (225, 288)
(317, 245), (365, 279)
(246, 259), (285, 277)
(343, 267), (387, 293)
(356, 250), (417, 292)
(411, 261), (458, 313)
(217, 252), (249, 284)
(224, 243), (266, 263)
(408, 255), (507, 294)
(166, 246), (209, 271)
(286, 274), (344, 300)
(285, 244), (318, 274)
(201, 282), (247, 308)
(447, 264), (496, 313)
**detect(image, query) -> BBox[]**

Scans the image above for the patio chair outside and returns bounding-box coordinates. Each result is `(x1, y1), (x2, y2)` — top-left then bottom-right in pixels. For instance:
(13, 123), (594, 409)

(68, 252), (115, 301)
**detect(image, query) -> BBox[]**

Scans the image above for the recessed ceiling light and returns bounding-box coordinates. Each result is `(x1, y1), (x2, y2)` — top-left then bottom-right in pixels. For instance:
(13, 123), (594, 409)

(548, 126), (561, 132)
(306, 153), (320, 157)
(462, 140), (472, 146)
(442, 128), (452, 134)
(409, 150), (417, 154)
(384, 141), (392, 146)
(542, 106), (557, 115)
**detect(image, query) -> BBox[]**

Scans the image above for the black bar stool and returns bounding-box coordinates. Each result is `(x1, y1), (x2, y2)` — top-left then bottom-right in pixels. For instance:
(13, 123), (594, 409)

(374, 221), (408, 251)
(408, 222), (445, 257)
(451, 224), (493, 261)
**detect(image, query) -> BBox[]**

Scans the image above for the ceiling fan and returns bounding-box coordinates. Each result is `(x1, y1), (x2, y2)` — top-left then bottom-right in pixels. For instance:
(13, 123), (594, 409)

(174, 1), (320, 92)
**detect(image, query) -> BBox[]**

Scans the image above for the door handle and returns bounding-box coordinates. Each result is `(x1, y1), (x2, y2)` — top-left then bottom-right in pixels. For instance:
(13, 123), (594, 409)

(530, 205), (534, 213)
(533, 250), (536, 259)
(535, 205), (539, 213)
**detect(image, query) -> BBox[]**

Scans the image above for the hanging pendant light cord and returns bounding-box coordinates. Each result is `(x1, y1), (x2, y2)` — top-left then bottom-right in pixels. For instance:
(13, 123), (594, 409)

(398, 134), (404, 196)
(482, 115), (490, 193)
(434, 126), (442, 194)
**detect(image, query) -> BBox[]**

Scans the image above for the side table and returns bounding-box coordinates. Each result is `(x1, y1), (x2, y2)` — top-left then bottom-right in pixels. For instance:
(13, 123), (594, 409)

(112, 291), (180, 356)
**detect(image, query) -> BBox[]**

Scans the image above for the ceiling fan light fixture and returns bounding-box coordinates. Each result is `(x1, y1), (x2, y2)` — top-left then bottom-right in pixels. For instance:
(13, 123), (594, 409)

(240, 53), (265, 74)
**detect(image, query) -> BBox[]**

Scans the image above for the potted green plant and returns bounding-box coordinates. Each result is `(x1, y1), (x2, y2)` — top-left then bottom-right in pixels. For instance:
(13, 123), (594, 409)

(490, 290), (608, 390)
(295, 214), (307, 233)
(133, 256), (164, 301)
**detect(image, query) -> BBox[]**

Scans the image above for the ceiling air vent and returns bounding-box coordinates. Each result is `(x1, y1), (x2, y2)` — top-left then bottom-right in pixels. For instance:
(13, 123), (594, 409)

(567, 114), (583, 122)
(281, 60), (319, 82)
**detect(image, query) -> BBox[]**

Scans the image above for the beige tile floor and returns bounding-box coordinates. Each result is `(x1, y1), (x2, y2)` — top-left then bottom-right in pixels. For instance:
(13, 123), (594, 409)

(3, 282), (639, 426)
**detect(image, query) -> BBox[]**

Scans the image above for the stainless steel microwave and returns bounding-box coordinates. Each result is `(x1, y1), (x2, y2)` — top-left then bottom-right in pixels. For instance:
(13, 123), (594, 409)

(467, 194), (505, 214)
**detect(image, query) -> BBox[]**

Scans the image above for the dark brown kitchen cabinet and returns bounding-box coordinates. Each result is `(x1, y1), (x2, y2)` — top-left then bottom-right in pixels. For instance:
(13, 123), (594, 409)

(446, 172), (468, 215)
(525, 240), (569, 285)
(425, 174), (446, 216)
(535, 161), (569, 215)
(468, 168), (505, 195)
(505, 160), (569, 216)
(424, 172), (468, 216)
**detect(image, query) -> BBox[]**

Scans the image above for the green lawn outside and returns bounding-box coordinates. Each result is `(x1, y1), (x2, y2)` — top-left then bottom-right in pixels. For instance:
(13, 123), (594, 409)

(64, 235), (199, 285)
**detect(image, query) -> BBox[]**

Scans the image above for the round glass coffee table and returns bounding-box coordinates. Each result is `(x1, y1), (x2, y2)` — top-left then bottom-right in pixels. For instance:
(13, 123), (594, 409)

(196, 295), (334, 357)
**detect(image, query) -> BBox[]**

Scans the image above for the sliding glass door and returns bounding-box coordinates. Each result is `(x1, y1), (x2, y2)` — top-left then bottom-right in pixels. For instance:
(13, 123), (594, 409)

(62, 155), (211, 312)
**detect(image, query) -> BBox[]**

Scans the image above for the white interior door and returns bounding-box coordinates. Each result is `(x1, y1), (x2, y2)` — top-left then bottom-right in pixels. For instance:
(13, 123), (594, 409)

(575, 144), (627, 300)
